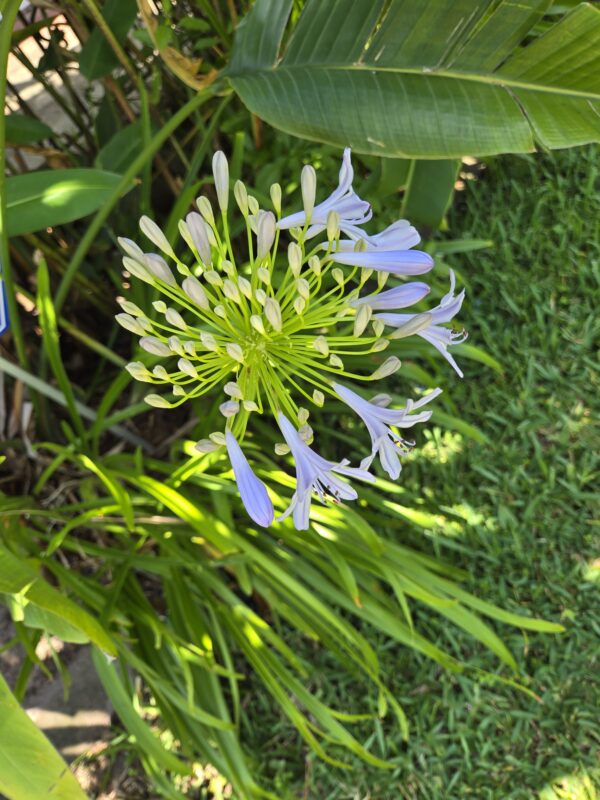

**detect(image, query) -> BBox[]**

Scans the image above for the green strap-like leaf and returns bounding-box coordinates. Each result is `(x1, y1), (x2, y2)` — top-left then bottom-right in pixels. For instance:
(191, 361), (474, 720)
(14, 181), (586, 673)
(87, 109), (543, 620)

(227, 0), (600, 157)
(0, 673), (87, 800)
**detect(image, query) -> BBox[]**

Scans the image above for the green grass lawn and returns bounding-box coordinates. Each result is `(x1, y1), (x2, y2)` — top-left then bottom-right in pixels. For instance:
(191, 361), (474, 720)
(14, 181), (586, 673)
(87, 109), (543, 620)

(246, 147), (600, 799)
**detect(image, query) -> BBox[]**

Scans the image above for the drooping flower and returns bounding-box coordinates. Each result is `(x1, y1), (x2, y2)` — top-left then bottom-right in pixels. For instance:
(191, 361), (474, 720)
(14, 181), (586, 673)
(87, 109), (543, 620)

(116, 148), (466, 529)
(224, 431), (274, 527)
(376, 270), (467, 377)
(277, 148), (371, 240)
(277, 413), (374, 530)
(333, 383), (442, 479)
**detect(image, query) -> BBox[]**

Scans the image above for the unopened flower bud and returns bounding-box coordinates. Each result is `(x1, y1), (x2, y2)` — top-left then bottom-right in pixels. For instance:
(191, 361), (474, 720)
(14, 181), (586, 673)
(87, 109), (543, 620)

(140, 336), (171, 356)
(152, 365), (169, 379)
(139, 216), (174, 257)
(226, 342), (245, 363)
(372, 338), (390, 352)
(197, 196), (215, 225)
(293, 296), (306, 315)
(247, 196), (259, 216)
(144, 254), (176, 286)
(312, 389), (324, 407)
(126, 361), (152, 381)
(166, 308), (187, 330)
(257, 211), (276, 260)
(353, 304), (372, 337)
(296, 278), (310, 300)
(372, 319), (385, 337)
(144, 393), (172, 408)
(195, 439), (220, 453)
(118, 237), (145, 262)
(200, 332), (218, 351)
(250, 314), (266, 335)
(116, 298), (144, 316)
(329, 354), (344, 369)
(388, 312), (433, 339)
(326, 210), (340, 241)
(255, 288), (266, 305)
(177, 358), (197, 378)
(182, 275), (209, 309)
(224, 381), (243, 399)
(313, 336), (329, 357)
(377, 271), (389, 290)
(234, 180), (249, 216)
(371, 356), (401, 379)
(238, 276), (252, 299)
(116, 313), (146, 335)
(123, 256), (152, 284)
(301, 164), (317, 222)
(204, 270), (223, 287)
(219, 400), (239, 417)
(264, 297), (282, 331)
(223, 278), (241, 303)
(270, 183), (282, 215)
(186, 212), (212, 265)
(257, 266), (270, 285)
(209, 431), (226, 445)
(308, 256), (321, 276)
(288, 242), (302, 277)
(243, 400), (259, 412)
(212, 151), (229, 212)
(153, 300), (167, 314)
(332, 268), (344, 286)
(168, 336), (185, 356)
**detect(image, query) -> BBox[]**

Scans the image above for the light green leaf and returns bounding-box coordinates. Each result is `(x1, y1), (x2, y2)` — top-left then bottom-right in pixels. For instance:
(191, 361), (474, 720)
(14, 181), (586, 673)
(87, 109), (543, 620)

(227, 0), (600, 157)
(0, 672), (87, 800)
(6, 169), (126, 236)
(0, 544), (116, 655)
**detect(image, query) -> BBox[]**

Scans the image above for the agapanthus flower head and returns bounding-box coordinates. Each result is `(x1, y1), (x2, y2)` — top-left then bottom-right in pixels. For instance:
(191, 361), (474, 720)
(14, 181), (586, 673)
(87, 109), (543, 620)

(116, 149), (466, 529)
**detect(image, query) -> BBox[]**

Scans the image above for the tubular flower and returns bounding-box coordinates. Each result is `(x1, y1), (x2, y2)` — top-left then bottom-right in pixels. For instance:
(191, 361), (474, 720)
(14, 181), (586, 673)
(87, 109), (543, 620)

(333, 383), (442, 480)
(116, 149), (466, 529)
(376, 270), (467, 377)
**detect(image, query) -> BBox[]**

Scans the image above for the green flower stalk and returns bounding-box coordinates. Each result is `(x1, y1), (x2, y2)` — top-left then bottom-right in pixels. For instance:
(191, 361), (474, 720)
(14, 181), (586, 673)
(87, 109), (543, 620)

(116, 149), (466, 529)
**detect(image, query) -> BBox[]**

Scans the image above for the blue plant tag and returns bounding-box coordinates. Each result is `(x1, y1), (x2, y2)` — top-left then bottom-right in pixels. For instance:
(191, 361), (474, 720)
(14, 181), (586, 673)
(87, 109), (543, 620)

(0, 277), (9, 336)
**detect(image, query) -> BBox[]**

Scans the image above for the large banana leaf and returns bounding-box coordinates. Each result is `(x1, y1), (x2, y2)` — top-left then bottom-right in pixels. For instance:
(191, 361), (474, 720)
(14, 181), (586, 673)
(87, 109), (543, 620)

(226, 0), (600, 157)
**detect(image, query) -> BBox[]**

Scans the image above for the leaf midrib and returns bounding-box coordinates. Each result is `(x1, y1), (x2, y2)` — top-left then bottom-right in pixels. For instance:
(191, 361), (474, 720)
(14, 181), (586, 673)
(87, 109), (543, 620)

(230, 62), (600, 102)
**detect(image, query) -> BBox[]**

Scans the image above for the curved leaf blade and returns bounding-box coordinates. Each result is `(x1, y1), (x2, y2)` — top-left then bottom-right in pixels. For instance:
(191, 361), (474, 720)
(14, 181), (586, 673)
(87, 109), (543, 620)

(6, 169), (126, 236)
(228, 0), (600, 157)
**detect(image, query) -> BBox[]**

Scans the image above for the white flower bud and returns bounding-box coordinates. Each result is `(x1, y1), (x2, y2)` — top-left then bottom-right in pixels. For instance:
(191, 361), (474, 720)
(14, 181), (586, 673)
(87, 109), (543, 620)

(296, 278), (310, 300)
(250, 314), (266, 335)
(153, 300), (167, 314)
(298, 424), (313, 442)
(377, 271), (389, 290)
(301, 164), (316, 222)
(243, 400), (259, 412)
(195, 439), (220, 453)
(308, 256), (321, 276)
(372, 319), (385, 337)
(388, 312), (433, 340)
(139, 216), (174, 257)
(123, 256), (153, 284)
(214, 305), (226, 318)
(238, 277), (252, 299)
(152, 365), (169, 379)
(220, 400), (239, 417)
(144, 393), (172, 408)
(212, 151), (229, 212)
(257, 266), (270, 285)
(298, 407), (310, 425)
(270, 183), (282, 215)
(126, 361), (152, 381)
(221, 259), (235, 277)
(293, 297), (306, 315)
(288, 242), (302, 277)
(275, 443), (290, 455)
(116, 313), (146, 335)
(197, 196), (215, 225)
(118, 237), (145, 262)
(174, 385), (187, 397)
(204, 270), (223, 287)
(234, 180), (249, 216)
(371, 393), (392, 407)
(329, 354), (344, 369)
(177, 358), (197, 377)
(247, 195), (259, 216)
(371, 356), (401, 379)
(226, 342), (245, 363)
(184, 340), (197, 356)
(168, 336), (185, 356)
(264, 297), (282, 332)
(257, 211), (276, 260)
(166, 308), (187, 330)
(116, 298), (144, 316)
(140, 337), (171, 356)
(312, 389), (324, 407)
(185, 212), (212, 266)
(313, 336), (329, 357)
(144, 254), (176, 286)
(353, 304), (372, 337)
(255, 288), (267, 305)
(360, 268), (373, 285)
(326, 210), (340, 241)
(372, 338), (389, 352)
(209, 431), (226, 445)
(223, 279), (241, 303)
(224, 381), (243, 399)
(332, 268), (345, 287)
(182, 275), (209, 309)
(200, 332), (218, 351)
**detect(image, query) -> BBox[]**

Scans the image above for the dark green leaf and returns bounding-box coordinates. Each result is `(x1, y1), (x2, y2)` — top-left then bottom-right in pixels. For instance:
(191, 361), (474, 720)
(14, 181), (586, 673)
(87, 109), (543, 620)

(4, 114), (53, 145)
(79, 0), (137, 80)
(95, 120), (144, 172)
